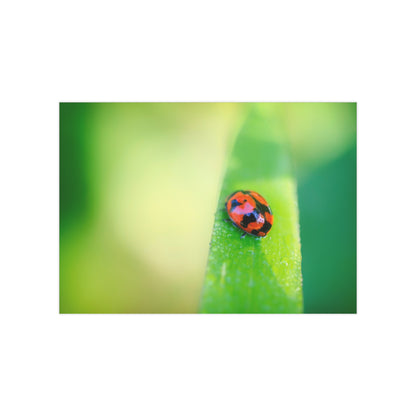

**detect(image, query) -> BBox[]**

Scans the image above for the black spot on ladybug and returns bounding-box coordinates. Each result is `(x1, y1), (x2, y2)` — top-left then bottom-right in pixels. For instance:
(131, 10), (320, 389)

(258, 220), (272, 235)
(230, 199), (242, 212)
(253, 198), (271, 215)
(241, 211), (259, 228)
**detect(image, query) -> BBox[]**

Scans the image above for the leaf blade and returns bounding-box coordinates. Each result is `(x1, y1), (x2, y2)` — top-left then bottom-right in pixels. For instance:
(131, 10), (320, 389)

(200, 107), (303, 313)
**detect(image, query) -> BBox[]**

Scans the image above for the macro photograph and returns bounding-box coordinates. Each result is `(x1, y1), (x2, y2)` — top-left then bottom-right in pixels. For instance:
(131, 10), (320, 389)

(4, 3), (415, 415)
(60, 102), (356, 313)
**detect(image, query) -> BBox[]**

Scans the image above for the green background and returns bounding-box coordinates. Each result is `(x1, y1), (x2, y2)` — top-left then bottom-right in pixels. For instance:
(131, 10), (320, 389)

(60, 103), (356, 313)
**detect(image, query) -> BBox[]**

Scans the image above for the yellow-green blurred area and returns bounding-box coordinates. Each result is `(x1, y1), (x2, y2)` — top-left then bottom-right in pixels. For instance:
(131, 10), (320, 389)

(60, 103), (356, 313)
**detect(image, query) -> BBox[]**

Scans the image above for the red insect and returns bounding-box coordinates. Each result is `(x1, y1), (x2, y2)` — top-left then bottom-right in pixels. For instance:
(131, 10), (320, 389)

(225, 190), (274, 238)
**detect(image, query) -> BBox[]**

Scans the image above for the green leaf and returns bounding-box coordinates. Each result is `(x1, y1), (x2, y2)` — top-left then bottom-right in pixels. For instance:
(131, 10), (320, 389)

(200, 105), (303, 313)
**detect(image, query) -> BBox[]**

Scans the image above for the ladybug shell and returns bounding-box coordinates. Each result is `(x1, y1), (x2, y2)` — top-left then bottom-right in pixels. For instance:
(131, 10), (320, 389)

(225, 190), (273, 237)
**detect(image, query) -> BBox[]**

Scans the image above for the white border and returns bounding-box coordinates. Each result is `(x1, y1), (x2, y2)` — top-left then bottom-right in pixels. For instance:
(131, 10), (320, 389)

(1, 1), (415, 415)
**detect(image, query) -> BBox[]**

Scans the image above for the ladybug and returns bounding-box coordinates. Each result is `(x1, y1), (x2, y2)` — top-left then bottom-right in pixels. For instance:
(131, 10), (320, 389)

(224, 190), (274, 238)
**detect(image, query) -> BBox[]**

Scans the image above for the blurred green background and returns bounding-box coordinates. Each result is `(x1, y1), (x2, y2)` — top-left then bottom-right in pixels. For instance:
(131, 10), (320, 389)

(60, 103), (356, 313)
